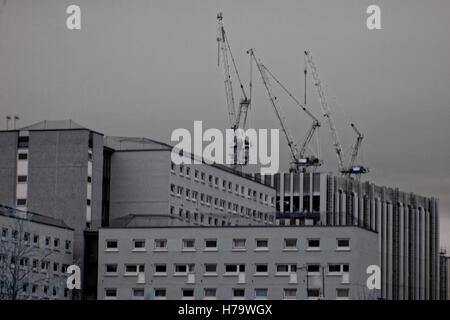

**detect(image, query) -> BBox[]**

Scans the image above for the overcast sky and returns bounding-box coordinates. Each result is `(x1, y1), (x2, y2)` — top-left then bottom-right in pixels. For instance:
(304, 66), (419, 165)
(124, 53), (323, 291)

(0, 0), (449, 248)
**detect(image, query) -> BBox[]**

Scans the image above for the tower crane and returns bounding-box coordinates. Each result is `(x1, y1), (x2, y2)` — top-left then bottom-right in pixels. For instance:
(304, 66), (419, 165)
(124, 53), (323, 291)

(216, 12), (251, 168)
(342, 123), (369, 175)
(305, 51), (369, 177)
(304, 51), (345, 173)
(248, 48), (322, 172)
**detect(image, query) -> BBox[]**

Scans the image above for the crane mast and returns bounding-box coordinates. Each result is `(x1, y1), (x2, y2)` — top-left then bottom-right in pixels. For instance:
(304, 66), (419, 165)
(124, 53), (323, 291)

(304, 51), (345, 172)
(343, 123), (369, 175)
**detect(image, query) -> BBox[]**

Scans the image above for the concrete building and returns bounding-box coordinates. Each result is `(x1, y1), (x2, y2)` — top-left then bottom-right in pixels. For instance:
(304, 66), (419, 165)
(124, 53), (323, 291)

(0, 204), (74, 299)
(104, 136), (276, 227)
(0, 120), (104, 273)
(439, 249), (449, 300)
(0, 120), (442, 300)
(97, 225), (378, 300)
(258, 172), (440, 300)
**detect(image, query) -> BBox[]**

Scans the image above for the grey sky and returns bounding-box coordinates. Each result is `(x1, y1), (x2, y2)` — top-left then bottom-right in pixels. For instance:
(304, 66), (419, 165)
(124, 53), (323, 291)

(0, 1), (449, 247)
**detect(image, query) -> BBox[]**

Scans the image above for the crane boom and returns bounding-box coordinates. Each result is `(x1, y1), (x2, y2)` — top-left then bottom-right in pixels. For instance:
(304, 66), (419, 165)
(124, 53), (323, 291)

(248, 49), (299, 164)
(343, 122), (369, 175)
(217, 13), (236, 128)
(305, 51), (345, 171)
(261, 64), (321, 163)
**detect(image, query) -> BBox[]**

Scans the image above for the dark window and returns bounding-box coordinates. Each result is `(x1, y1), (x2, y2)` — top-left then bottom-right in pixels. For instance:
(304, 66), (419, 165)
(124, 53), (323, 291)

(87, 199), (91, 206)
(256, 264), (268, 273)
(342, 264), (349, 272)
(18, 153), (28, 160)
(154, 289), (166, 297)
(17, 175), (27, 183)
(88, 132), (94, 148)
(106, 264), (117, 273)
(155, 265), (166, 273)
(87, 176), (92, 183)
(205, 240), (217, 248)
(307, 289), (320, 297)
(106, 240), (118, 249)
(308, 239), (320, 248)
(307, 264), (320, 273)
(233, 289), (245, 297)
(226, 265), (237, 273)
(337, 239), (350, 248)
(205, 264), (216, 273)
(182, 289), (194, 297)
(16, 199), (26, 206)
(329, 264), (341, 272)
(17, 136), (29, 148)
(312, 195), (320, 212)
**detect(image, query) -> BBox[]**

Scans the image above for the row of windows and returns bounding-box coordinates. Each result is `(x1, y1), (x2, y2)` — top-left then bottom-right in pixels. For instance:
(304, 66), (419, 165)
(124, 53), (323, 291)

(1, 282), (71, 298)
(169, 206), (274, 225)
(1, 227), (72, 252)
(170, 184), (274, 209)
(105, 238), (350, 251)
(0, 255), (70, 274)
(104, 262), (350, 276)
(105, 287), (349, 299)
(171, 163), (273, 205)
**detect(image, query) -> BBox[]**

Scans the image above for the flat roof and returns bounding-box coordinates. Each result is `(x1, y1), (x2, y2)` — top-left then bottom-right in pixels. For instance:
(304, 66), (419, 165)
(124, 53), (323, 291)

(99, 224), (378, 234)
(0, 204), (74, 231)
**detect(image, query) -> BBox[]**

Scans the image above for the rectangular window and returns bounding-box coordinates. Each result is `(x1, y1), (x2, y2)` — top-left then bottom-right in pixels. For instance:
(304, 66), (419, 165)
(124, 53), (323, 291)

(284, 238), (297, 249)
(204, 288), (216, 298)
(17, 136), (29, 148)
(154, 289), (166, 297)
(133, 239), (146, 250)
(307, 239), (320, 250)
(182, 239), (195, 249)
(336, 288), (349, 299)
(87, 176), (92, 183)
(105, 264), (118, 274)
(233, 288), (245, 298)
(175, 264), (195, 274)
(283, 288), (297, 299)
(204, 264), (217, 273)
(17, 175), (27, 183)
(328, 264), (341, 273)
(18, 152), (28, 160)
(154, 239), (167, 250)
(16, 199), (27, 206)
(1, 228), (7, 239)
(255, 264), (268, 273)
(53, 238), (60, 248)
(65, 240), (71, 251)
(307, 289), (320, 298)
(182, 289), (194, 298)
(105, 288), (117, 298)
(45, 236), (50, 246)
(125, 264), (144, 275)
(205, 239), (217, 249)
(276, 264), (296, 273)
(255, 288), (268, 298)
(155, 264), (167, 273)
(225, 264), (245, 273)
(132, 288), (145, 298)
(232, 239), (246, 249)
(106, 240), (118, 250)
(307, 264), (320, 274)
(337, 239), (350, 249)
(255, 239), (268, 249)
